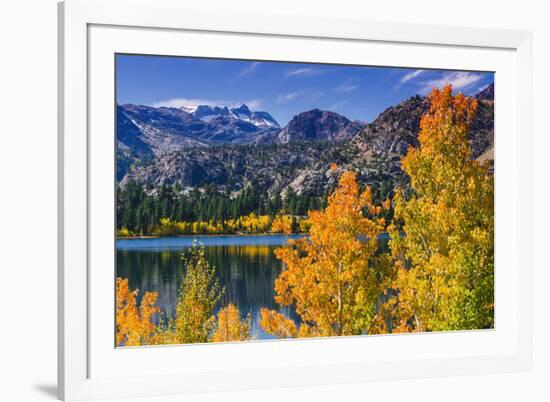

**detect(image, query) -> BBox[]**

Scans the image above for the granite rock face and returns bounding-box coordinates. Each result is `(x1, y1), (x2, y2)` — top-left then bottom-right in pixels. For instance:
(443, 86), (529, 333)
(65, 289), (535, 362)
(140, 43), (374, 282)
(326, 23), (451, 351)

(276, 109), (364, 144)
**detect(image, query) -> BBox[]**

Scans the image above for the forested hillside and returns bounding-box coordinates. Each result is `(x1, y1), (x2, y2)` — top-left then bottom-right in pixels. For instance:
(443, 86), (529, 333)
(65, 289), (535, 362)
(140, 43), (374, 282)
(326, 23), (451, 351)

(116, 84), (494, 235)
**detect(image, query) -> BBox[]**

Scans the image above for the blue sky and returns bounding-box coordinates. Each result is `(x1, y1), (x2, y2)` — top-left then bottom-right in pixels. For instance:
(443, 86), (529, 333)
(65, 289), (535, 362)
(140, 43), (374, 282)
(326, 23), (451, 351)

(116, 54), (494, 125)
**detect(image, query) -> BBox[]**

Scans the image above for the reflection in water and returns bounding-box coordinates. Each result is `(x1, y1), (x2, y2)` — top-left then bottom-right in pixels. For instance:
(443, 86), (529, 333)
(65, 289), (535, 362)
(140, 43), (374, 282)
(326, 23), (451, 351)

(117, 237), (301, 340)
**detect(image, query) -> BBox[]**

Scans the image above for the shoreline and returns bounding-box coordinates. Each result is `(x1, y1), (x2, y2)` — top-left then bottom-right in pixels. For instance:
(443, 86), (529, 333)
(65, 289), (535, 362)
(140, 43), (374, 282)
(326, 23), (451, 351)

(116, 232), (305, 240)
(116, 232), (390, 240)
(116, 235), (160, 239)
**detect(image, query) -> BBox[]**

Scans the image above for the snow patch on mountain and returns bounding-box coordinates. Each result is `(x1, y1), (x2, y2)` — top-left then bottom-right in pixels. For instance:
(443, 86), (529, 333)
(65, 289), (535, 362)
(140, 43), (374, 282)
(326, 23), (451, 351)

(181, 103), (280, 129)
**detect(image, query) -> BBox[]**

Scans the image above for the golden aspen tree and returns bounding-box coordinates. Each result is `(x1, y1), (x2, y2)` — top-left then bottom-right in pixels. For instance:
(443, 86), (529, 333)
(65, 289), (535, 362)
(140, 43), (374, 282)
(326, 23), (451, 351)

(212, 304), (251, 342)
(115, 277), (159, 346)
(388, 85), (494, 333)
(173, 246), (223, 344)
(271, 214), (293, 234)
(262, 169), (391, 338)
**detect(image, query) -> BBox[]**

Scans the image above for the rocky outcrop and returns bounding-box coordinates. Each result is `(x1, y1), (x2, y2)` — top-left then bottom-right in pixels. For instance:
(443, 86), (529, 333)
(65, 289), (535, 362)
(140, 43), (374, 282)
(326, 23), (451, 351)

(352, 91), (494, 160)
(121, 142), (331, 195)
(277, 109), (364, 143)
(355, 95), (427, 155)
(475, 83), (494, 100)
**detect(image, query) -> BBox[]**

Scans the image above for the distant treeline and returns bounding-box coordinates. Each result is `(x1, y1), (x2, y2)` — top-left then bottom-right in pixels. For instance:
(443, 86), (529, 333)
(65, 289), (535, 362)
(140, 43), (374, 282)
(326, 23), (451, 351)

(117, 181), (326, 236)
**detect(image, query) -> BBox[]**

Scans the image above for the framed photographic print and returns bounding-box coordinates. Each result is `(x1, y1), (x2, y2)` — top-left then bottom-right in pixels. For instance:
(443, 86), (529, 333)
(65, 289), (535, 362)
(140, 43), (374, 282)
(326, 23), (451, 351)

(58, 0), (533, 400)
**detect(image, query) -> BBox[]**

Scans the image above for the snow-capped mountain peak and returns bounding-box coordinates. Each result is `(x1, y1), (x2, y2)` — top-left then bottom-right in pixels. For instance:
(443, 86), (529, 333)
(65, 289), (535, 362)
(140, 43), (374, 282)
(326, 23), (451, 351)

(181, 105), (199, 113)
(180, 103), (280, 129)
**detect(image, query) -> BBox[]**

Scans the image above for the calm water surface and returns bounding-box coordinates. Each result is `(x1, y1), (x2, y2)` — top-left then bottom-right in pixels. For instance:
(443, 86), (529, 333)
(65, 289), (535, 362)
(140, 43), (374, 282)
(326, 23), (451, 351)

(117, 234), (305, 340)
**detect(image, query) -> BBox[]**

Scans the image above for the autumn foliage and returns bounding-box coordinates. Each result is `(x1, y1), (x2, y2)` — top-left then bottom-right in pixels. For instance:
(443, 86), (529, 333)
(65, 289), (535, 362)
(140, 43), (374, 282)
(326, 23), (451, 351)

(270, 214), (294, 235)
(171, 246), (223, 344)
(124, 213), (309, 237)
(261, 170), (392, 338)
(116, 247), (255, 347)
(212, 304), (251, 342)
(259, 308), (298, 338)
(115, 277), (159, 346)
(386, 84), (494, 332)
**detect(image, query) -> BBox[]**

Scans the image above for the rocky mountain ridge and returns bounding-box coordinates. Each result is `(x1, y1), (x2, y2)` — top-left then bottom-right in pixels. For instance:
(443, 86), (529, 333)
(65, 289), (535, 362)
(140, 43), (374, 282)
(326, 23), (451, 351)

(118, 86), (494, 197)
(182, 104), (280, 129)
(474, 83), (494, 101)
(276, 109), (364, 143)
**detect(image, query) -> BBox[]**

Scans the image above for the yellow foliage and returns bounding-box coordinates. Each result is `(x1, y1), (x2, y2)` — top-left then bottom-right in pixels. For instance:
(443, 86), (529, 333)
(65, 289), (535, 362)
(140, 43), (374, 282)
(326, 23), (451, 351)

(271, 215), (293, 235)
(116, 227), (134, 237)
(236, 213), (271, 234)
(298, 219), (311, 233)
(212, 304), (251, 342)
(115, 277), (159, 346)
(259, 308), (297, 338)
(273, 171), (391, 337)
(172, 246), (223, 344)
(150, 213), (285, 236)
(387, 85), (494, 332)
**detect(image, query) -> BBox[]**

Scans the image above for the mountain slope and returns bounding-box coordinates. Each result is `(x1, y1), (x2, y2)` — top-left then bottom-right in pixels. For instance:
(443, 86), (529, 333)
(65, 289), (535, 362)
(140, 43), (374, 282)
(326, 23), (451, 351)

(121, 142), (343, 196)
(116, 103), (281, 178)
(119, 105), (208, 154)
(475, 83), (494, 100)
(277, 109), (364, 143)
(119, 84), (495, 197)
(118, 103), (280, 152)
(351, 90), (494, 160)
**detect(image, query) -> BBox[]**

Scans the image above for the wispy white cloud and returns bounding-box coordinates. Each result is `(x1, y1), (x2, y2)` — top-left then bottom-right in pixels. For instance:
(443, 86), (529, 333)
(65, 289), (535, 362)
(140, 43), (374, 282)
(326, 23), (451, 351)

(400, 69), (425, 84)
(151, 97), (263, 110)
(277, 90), (307, 103)
(334, 83), (359, 93)
(238, 62), (259, 77)
(276, 90), (323, 104)
(286, 68), (321, 77)
(419, 72), (483, 94)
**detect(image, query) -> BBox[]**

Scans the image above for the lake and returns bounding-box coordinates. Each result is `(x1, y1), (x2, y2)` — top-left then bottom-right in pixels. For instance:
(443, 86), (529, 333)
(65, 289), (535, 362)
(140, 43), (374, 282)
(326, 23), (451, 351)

(116, 234), (305, 340)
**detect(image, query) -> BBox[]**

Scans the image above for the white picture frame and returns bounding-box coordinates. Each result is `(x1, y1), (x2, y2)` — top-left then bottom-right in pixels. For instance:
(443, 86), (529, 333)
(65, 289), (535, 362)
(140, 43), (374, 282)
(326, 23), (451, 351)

(58, 0), (533, 400)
